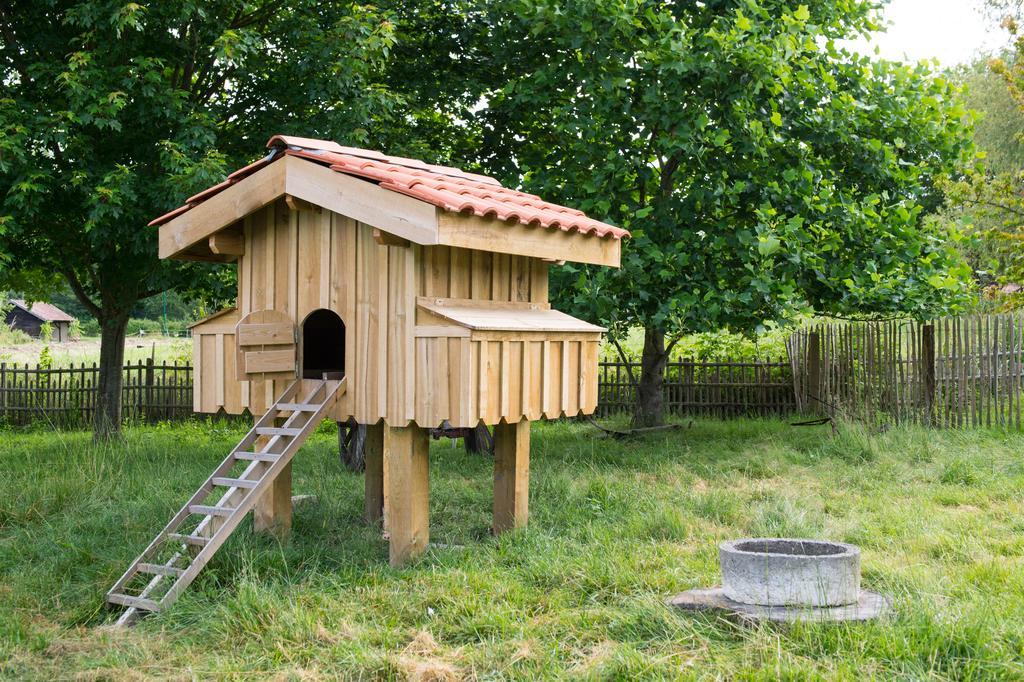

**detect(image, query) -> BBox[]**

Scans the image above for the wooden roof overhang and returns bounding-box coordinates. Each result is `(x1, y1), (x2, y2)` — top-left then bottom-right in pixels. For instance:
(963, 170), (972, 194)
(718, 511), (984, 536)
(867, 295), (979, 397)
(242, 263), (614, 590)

(414, 297), (605, 343)
(157, 154), (623, 267)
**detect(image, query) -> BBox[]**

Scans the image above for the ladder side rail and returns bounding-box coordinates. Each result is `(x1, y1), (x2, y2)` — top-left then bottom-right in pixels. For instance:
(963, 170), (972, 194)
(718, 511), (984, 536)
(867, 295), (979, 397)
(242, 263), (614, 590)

(107, 381), (305, 597)
(112, 379), (343, 621)
(190, 383), (321, 538)
(114, 550), (183, 624)
(233, 381), (304, 453)
(190, 380), (312, 538)
(160, 380), (343, 606)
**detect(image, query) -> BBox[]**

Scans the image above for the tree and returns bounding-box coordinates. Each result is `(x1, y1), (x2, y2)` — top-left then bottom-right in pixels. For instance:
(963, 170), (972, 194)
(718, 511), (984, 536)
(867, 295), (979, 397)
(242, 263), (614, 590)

(0, 1), (429, 439)
(476, 0), (977, 426)
(945, 13), (1024, 299)
(954, 54), (1024, 174)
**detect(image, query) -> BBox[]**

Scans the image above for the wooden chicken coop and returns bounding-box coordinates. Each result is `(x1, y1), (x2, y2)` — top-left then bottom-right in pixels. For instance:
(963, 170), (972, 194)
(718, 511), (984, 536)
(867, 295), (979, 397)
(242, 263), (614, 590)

(107, 135), (626, 620)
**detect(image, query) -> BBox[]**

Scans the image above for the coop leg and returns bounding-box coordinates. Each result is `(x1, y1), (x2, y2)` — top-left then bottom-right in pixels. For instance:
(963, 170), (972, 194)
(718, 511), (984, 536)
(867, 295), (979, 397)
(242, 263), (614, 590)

(254, 460), (292, 538)
(384, 424), (430, 566)
(364, 420), (385, 525)
(493, 418), (530, 534)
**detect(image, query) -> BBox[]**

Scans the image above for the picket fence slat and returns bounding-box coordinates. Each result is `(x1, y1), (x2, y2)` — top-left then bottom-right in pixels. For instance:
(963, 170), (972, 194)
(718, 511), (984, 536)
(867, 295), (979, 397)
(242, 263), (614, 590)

(790, 313), (1024, 429)
(596, 357), (797, 418)
(0, 361), (194, 428)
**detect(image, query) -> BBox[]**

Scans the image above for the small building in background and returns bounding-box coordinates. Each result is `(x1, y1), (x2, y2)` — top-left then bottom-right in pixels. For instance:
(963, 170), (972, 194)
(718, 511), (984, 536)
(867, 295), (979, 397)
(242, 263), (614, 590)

(5, 299), (76, 342)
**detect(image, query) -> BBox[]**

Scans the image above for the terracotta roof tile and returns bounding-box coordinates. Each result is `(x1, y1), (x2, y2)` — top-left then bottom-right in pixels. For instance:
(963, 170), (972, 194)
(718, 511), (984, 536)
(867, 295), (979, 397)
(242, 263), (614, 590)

(149, 136), (629, 240)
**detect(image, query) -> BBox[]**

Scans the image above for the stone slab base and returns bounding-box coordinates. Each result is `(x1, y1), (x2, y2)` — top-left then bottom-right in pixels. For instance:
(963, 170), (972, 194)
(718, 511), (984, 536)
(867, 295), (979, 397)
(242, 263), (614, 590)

(668, 587), (890, 623)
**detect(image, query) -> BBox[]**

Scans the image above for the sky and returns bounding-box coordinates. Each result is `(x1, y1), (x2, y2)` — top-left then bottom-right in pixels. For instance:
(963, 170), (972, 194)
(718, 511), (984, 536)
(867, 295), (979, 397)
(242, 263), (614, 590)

(845, 0), (1010, 67)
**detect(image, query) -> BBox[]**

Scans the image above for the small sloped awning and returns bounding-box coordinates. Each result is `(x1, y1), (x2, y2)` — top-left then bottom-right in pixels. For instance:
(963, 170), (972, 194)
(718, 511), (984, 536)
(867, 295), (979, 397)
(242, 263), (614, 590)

(418, 298), (605, 333)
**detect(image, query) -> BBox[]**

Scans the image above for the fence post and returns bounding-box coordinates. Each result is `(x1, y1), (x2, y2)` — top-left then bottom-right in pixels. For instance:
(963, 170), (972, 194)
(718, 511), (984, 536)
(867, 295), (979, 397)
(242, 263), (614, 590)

(921, 323), (936, 425)
(806, 331), (821, 414)
(144, 357), (155, 424)
(0, 362), (6, 422)
(683, 358), (694, 416)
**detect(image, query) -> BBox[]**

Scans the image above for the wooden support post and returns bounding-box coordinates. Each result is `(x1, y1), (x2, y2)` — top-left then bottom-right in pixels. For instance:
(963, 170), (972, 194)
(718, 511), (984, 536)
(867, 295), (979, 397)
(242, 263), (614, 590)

(364, 420), (385, 525)
(384, 423), (430, 566)
(922, 323), (936, 425)
(254, 460), (292, 537)
(493, 418), (530, 534)
(806, 331), (821, 413)
(254, 418), (292, 538)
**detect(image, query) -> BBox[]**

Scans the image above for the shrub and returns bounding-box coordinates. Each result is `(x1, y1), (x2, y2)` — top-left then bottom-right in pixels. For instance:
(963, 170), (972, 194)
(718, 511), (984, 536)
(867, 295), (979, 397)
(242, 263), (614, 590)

(126, 319), (163, 336)
(0, 327), (32, 345)
(78, 319), (100, 337)
(940, 458), (979, 486)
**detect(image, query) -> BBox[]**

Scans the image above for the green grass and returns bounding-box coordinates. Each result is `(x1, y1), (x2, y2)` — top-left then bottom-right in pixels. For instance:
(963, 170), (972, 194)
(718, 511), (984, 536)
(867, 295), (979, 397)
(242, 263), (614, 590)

(0, 335), (192, 366)
(1, 418), (1023, 679)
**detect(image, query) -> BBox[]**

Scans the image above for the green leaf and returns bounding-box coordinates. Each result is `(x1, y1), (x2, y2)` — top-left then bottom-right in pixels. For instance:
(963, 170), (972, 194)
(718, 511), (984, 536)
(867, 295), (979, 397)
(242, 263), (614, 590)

(758, 236), (781, 256)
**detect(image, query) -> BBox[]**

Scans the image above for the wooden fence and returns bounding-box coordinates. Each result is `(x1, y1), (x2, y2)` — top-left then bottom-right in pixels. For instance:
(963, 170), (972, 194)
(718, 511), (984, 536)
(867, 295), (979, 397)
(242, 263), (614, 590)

(788, 314), (1024, 428)
(10, 314), (1023, 430)
(3, 356), (797, 427)
(0, 360), (193, 427)
(597, 358), (796, 418)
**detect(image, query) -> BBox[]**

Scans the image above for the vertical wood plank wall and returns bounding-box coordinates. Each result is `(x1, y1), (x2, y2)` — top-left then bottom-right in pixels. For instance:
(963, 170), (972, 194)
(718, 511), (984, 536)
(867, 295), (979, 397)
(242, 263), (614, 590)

(412, 245), (598, 427)
(411, 335), (601, 427)
(192, 311), (243, 414)
(417, 245), (548, 303)
(236, 199), (409, 424)
(192, 201), (602, 426)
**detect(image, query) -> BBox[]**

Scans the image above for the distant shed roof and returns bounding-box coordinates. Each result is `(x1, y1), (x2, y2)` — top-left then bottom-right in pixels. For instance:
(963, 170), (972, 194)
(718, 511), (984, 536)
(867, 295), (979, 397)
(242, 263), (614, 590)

(9, 299), (75, 322)
(150, 135), (629, 242)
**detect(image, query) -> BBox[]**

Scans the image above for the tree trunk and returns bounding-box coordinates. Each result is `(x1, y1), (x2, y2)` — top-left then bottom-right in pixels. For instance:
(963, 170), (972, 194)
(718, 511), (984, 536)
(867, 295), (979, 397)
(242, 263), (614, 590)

(633, 326), (668, 428)
(463, 423), (494, 455)
(339, 418), (367, 471)
(94, 312), (130, 441)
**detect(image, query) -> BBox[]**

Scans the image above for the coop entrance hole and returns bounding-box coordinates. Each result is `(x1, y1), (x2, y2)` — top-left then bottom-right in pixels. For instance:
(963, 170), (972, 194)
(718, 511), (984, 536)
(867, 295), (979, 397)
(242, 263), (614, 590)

(301, 309), (345, 379)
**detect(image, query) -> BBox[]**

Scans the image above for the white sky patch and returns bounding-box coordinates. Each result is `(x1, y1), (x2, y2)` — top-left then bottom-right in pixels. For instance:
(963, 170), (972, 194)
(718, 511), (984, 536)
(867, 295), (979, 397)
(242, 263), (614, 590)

(842, 0), (1011, 66)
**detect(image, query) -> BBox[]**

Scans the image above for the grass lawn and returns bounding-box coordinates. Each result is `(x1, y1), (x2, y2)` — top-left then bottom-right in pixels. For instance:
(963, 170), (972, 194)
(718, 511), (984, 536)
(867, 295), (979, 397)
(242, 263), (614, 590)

(0, 335), (192, 367)
(1, 418), (1023, 679)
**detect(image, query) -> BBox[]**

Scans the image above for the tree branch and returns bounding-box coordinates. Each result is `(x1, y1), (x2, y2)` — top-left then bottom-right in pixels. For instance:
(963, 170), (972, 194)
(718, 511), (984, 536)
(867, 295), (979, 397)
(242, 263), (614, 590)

(659, 150), (683, 196)
(63, 269), (102, 319)
(136, 287), (166, 301)
(961, 196), (1024, 219)
(664, 332), (686, 356)
(609, 335), (642, 393)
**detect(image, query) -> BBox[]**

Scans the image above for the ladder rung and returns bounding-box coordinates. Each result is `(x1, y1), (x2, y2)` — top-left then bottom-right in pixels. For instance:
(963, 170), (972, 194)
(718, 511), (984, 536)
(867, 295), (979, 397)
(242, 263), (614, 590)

(256, 427), (302, 437)
(276, 402), (319, 412)
(235, 451), (280, 462)
(189, 504), (235, 517)
(107, 593), (162, 612)
(167, 533), (209, 547)
(137, 562), (185, 577)
(212, 476), (259, 489)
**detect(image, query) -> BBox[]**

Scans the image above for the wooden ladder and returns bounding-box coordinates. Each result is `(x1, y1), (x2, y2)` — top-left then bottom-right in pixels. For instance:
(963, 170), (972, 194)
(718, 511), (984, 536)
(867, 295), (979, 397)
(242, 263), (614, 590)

(107, 377), (345, 624)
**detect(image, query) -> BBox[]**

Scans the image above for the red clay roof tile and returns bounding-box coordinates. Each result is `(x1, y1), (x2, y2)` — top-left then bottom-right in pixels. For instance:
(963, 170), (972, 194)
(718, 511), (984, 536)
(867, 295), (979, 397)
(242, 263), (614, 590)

(148, 136), (629, 240)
